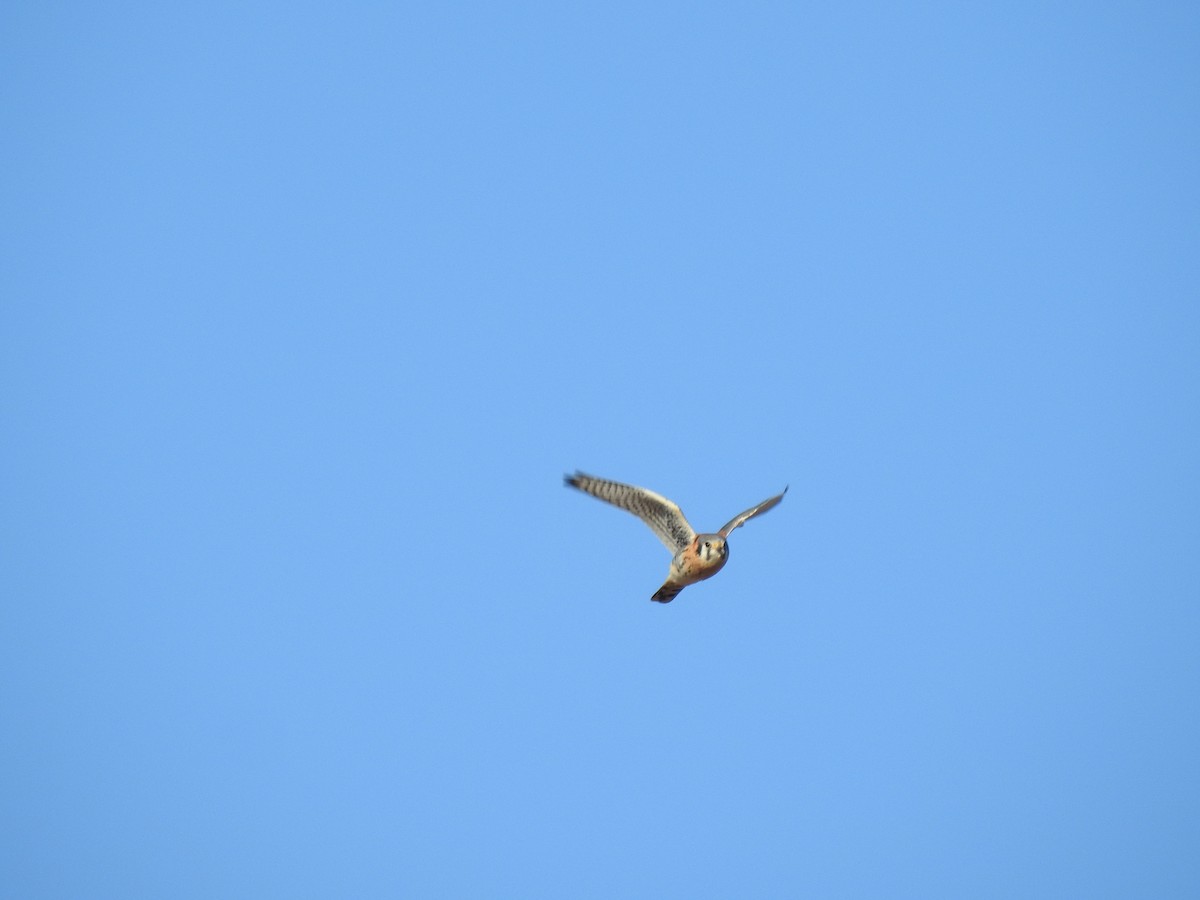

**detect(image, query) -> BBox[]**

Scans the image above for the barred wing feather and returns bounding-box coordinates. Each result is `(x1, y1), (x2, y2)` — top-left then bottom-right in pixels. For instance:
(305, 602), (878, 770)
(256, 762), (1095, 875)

(564, 472), (696, 552)
(717, 487), (788, 537)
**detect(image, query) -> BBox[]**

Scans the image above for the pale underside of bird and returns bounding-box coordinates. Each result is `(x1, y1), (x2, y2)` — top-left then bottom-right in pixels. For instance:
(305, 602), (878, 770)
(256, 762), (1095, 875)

(563, 471), (787, 603)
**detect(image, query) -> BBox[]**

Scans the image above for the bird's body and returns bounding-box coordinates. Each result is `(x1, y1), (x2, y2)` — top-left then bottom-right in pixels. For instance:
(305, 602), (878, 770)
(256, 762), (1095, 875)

(652, 532), (730, 602)
(563, 472), (786, 603)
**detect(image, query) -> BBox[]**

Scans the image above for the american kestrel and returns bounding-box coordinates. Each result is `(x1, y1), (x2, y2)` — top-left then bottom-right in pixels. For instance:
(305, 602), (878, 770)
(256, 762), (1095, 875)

(564, 472), (787, 603)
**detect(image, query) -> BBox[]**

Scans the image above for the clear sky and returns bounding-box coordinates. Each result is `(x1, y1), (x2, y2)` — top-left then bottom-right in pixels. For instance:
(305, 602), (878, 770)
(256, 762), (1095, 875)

(3, 2), (1198, 897)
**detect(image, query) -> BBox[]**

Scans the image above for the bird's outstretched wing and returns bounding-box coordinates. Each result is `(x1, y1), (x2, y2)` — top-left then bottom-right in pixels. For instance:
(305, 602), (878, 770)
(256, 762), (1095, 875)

(564, 472), (696, 552)
(717, 486), (788, 537)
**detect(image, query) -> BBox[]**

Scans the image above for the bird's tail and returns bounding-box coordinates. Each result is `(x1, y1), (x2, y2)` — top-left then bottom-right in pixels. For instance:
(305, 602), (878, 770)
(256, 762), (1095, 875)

(651, 582), (684, 603)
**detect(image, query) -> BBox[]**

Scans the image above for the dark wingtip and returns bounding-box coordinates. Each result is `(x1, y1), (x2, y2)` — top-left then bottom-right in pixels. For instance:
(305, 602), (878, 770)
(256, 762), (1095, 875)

(563, 471), (581, 489)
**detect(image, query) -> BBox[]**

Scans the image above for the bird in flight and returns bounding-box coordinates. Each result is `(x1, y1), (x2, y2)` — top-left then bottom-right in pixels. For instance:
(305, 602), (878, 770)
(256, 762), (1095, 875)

(563, 472), (787, 603)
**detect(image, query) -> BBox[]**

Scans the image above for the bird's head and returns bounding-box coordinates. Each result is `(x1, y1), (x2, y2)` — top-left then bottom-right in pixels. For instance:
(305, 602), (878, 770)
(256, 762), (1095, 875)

(695, 534), (728, 562)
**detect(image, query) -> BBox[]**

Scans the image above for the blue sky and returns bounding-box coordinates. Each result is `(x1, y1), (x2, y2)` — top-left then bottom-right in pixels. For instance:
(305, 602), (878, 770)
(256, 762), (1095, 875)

(3, 1), (1198, 896)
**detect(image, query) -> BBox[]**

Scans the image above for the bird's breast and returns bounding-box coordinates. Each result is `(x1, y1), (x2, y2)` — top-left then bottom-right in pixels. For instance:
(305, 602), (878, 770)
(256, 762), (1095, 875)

(671, 545), (729, 583)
